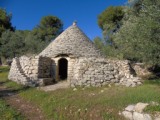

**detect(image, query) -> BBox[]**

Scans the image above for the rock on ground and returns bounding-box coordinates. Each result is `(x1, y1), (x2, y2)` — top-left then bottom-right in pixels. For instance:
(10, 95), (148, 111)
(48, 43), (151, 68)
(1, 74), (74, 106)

(134, 103), (149, 113)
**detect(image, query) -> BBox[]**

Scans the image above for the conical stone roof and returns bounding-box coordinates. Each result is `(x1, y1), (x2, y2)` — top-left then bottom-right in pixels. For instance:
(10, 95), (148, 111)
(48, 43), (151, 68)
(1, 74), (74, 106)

(39, 22), (103, 58)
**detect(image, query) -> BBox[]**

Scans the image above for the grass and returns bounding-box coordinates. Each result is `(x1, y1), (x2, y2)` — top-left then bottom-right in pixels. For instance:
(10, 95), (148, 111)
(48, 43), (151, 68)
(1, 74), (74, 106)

(0, 66), (24, 90)
(0, 99), (24, 120)
(0, 66), (160, 120)
(145, 105), (160, 113)
(0, 66), (24, 120)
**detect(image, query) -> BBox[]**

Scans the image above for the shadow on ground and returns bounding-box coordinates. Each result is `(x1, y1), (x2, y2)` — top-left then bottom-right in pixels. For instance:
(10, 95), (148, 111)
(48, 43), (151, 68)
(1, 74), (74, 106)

(0, 81), (29, 98)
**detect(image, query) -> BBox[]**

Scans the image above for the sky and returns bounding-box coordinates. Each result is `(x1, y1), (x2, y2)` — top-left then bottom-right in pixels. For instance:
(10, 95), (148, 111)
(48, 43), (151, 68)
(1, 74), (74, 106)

(0, 0), (127, 40)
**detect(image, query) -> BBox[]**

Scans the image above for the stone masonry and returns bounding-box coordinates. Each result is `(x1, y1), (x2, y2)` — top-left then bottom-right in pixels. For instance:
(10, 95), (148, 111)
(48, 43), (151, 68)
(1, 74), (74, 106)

(71, 58), (141, 87)
(39, 22), (103, 58)
(8, 22), (142, 87)
(8, 56), (53, 86)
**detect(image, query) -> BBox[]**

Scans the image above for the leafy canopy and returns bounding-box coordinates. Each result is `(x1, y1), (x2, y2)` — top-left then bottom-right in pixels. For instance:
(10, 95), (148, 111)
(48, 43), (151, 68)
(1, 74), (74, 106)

(95, 0), (160, 66)
(0, 8), (14, 36)
(25, 15), (63, 54)
(113, 0), (160, 65)
(98, 6), (124, 32)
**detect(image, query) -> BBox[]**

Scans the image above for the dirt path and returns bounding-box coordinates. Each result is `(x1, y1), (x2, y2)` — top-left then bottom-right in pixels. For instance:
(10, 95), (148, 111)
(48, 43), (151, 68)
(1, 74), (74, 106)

(0, 84), (46, 120)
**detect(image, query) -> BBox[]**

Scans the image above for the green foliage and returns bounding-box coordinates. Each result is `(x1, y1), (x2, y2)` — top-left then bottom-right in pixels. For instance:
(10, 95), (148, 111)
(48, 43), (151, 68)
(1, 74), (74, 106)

(94, 37), (105, 52)
(0, 15), (63, 60)
(0, 8), (15, 64)
(95, 0), (160, 66)
(24, 16), (63, 54)
(0, 8), (14, 36)
(127, 0), (143, 14)
(96, 6), (125, 58)
(98, 6), (124, 32)
(0, 30), (28, 58)
(0, 66), (10, 73)
(113, 0), (160, 65)
(24, 32), (46, 54)
(93, 37), (120, 58)
(33, 15), (63, 42)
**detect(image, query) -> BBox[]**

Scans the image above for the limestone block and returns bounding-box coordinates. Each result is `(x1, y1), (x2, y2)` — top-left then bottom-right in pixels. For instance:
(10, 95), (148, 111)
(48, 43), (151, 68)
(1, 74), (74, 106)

(125, 105), (135, 112)
(109, 75), (114, 79)
(133, 112), (152, 120)
(32, 70), (38, 74)
(134, 103), (149, 113)
(104, 71), (111, 75)
(28, 70), (32, 74)
(122, 111), (133, 120)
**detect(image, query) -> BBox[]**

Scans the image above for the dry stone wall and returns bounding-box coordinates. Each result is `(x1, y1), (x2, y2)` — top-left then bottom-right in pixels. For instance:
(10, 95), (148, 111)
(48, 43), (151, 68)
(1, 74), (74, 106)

(8, 56), (53, 86)
(8, 57), (37, 86)
(9, 56), (142, 87)
(71, 57), (142, 87)
(18, 56), (39, 80)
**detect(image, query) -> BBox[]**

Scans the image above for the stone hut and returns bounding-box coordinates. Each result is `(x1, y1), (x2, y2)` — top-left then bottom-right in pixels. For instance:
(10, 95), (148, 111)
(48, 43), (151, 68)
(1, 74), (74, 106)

(8, 22), (142, 87)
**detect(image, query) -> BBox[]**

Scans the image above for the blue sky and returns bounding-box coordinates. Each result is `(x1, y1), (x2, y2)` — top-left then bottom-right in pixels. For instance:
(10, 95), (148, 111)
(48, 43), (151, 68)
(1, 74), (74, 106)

(0, 0), (127, 39)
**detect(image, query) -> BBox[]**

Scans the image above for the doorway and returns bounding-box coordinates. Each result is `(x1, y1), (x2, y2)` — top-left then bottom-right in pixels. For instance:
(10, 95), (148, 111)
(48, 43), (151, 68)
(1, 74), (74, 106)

(58, 58), (68, 80)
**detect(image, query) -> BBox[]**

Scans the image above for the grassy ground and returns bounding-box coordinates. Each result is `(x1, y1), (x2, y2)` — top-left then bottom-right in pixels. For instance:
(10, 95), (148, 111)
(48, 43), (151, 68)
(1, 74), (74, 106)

(0, 66), (24, 120)
(0, 66), (160, 120)
(0, 99), (24, 120)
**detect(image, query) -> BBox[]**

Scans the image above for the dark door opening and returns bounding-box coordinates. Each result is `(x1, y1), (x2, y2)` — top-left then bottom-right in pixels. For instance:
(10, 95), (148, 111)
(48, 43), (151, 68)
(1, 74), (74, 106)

(58, 58), (68, 80)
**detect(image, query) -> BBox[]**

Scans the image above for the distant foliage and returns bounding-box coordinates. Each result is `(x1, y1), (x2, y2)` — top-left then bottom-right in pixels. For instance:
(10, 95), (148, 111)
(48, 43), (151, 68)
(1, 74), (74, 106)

(25, 16), (63, 54)
(0, 8), (14, 36)
(95, 0), (160, 66)
(0, 8), (15, 63)
(113, 0), (160, 65)
(0, 13), (63, 63)
(93, 37), (120, 58)
(33, 16), (63, 42)
(98, 6), (124, 33)
(0, 30), (29, 58)
(97, 6), (125, 53)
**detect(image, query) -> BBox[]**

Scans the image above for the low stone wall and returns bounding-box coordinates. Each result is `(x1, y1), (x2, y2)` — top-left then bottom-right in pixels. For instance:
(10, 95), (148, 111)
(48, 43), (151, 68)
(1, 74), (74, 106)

(9, 56), (142, 87)
(8, 57), (35, 86)
(8, 56), (53, 86)
(71, 57), (142, 87)
(19, 56), (39, 80)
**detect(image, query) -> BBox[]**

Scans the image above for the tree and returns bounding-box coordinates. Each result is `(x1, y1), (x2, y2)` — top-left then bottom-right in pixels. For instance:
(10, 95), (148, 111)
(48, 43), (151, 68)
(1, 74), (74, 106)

(97, 6), (125, 50)
(113, 0), (160, 65)
(0, 30), (28, 59)
(0, 8), (14, 36)
(33, 15), (63, 42)
(127, 0), (143, 14)
(0, 8), (15, 64)
(94, 6), (124, 58)
(24, 15), (63, 54)
(98, 6), (124, 33)
(24, 32), (47, 54)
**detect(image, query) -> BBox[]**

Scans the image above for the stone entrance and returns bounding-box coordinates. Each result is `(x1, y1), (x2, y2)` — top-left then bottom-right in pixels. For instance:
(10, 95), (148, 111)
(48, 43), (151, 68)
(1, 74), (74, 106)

(58, 58), (68, 80)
